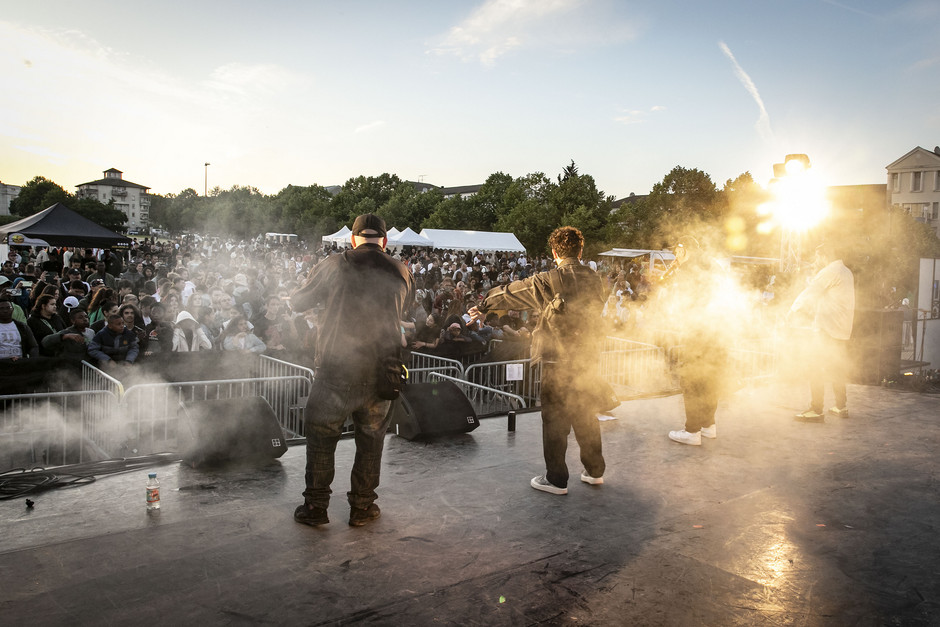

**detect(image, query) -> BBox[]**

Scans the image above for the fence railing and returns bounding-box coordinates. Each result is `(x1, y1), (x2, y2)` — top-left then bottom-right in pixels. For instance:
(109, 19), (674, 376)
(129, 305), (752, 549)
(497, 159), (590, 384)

(0, 390), (120, 468)
(428, 372), (526, 417)
(2, 335), (778, 470)
(121, 375), (312, 455)
(408, 353), (465, 382)
(463, 359), (541, 408)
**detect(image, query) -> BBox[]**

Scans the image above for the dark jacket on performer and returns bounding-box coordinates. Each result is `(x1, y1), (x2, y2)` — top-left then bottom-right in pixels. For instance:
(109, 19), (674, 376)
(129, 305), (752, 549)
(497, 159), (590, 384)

(290, 244), (414, 382)
(477, 258), (605, 366)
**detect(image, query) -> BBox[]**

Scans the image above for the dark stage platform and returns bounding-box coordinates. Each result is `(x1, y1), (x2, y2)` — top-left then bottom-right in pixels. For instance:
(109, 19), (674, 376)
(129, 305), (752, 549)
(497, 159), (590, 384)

(1, 382), (938, 625)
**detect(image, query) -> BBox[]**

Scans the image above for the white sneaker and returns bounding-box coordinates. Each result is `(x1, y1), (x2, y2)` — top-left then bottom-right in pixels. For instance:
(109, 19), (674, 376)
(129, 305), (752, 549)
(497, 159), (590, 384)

(580, 471), (603, 485)
(700, 424), (717, 439)
(530, 475), (567, 495)
(668, 429), (702, 446)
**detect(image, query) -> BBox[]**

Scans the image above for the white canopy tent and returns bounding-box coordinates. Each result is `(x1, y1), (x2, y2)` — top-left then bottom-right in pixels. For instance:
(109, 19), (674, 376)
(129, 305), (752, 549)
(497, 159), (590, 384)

(598, 248), (675, 276)
(388, 227), (433, 248)
(386, 227), (401, 238)
(321, 225), (350, 244)
(418, 229), (525, 253)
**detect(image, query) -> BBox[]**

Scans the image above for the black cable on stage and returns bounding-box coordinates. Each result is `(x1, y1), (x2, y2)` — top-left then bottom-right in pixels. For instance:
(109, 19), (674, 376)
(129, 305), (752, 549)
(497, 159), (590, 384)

(0, 453), (180, 500)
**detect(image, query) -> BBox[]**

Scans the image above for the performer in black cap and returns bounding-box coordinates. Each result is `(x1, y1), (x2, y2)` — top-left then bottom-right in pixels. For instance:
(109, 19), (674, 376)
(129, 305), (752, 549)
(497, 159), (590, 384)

(290, 214), (414, 527)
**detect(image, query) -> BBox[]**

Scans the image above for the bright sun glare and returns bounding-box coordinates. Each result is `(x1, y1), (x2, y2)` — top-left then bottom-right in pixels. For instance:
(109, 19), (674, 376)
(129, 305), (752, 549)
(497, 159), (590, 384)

(758, 166), (829, 232)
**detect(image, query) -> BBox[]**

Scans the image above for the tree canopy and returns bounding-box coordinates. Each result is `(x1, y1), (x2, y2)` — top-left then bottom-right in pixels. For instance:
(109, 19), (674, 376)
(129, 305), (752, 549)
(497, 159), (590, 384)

(12, 162), (938, 300)
(10, 176), (127, 232)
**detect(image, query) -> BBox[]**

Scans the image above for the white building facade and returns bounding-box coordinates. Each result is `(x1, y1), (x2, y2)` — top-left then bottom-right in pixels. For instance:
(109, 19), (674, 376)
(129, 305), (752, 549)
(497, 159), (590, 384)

(0, 181), (21, 216)
(886, 146), (940, 236)
(76, 168), (150, 231)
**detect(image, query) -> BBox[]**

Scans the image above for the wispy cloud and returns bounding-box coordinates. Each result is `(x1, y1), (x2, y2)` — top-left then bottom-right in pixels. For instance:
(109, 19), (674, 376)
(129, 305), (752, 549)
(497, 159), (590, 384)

(614, 105), (665, 125)
(819, 0), (881, 19)
(0, 20), (316, 188)
(719, 41), (774, 142)
(428, 0), (638, 66)
(354, 120), (386, 134)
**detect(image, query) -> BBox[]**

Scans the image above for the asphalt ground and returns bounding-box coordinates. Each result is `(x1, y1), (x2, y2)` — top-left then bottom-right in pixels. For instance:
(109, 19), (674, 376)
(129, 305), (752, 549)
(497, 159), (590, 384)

(1, 381), (937, 626)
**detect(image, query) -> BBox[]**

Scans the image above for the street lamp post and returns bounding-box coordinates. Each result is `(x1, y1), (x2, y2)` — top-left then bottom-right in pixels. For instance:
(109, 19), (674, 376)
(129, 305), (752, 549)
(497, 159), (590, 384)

(204, 162), (210, 197)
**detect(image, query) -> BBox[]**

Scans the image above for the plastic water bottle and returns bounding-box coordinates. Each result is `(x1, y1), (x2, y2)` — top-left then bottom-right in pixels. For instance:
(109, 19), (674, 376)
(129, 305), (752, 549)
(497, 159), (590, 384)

(146, 472), (160, 510)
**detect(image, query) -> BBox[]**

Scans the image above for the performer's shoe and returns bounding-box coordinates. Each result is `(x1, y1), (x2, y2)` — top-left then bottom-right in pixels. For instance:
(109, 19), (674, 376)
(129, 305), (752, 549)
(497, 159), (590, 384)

(794, 409), (824, 423)
(531, 475), (567, 495)
(668, 429), (702, 446)
(294, 503), (329, 526)
(349, 503), (381, 527)
(580, 471), (603, 485)
(828, 406), (849, 418)
(700, 424), (717, 439)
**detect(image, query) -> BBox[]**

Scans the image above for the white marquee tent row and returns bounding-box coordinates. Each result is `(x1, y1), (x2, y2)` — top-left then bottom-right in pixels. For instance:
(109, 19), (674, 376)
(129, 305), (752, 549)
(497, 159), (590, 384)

(321, 225), (526, 253)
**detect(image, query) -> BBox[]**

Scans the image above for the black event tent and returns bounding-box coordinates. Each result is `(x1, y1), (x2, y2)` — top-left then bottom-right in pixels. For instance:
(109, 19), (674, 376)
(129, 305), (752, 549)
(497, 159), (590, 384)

(0, 202), (132, 249)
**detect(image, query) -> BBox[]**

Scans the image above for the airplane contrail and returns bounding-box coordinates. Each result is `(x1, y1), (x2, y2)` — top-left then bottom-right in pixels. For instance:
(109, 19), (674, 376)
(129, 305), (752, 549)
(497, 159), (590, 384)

(719, 41), (774, 142)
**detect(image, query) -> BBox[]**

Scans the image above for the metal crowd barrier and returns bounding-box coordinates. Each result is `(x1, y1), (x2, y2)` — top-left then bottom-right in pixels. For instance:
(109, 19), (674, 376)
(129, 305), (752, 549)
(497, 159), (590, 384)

(600, 337), (678, 398)
(729, 347), (777, 384)
(428, 372), (526, 418)
(408, 352), (465, 382)
(2, 333), (778, 470)
(121, 375), (312, 455)
(80, 361), (127, 454)
(256, 355), (316, 437)
(463, 359), (541, 408)
(0, 390), (119, 468)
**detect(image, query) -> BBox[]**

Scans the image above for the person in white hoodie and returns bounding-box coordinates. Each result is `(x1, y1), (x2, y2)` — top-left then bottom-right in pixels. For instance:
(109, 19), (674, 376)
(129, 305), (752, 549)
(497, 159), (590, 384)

(172, 310), (212, 352)
(789, 242), (856, 422)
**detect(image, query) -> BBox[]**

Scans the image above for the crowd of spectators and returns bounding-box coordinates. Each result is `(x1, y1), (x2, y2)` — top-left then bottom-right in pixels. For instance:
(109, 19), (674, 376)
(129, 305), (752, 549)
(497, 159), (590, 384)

(0, 233), (672, 393)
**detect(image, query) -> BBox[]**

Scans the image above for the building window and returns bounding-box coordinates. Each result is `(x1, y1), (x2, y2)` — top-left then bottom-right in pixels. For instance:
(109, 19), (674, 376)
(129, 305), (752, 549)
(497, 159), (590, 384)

(911, 171), (923, 192)
(934, 202), (939, 220)
(891, 173), (900, 192)
(935, 171), (940, 191)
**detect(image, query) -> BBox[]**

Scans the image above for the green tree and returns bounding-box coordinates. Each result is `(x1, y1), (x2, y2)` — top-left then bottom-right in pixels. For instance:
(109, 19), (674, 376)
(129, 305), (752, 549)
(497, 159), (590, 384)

(616, 166), (723, 249)
(466, 172), (515, 231)
(495, 172), (556, 253)
(331, 174), (402, 224)
(208, 185), (268, 238)
(270, 184), (336, 239)
(550, 161), (612, 255)
(379, 183), (443, 231)
(72, 196), (127, 232)
(9, 176), (71, 216)
(423, 194), (470, 230)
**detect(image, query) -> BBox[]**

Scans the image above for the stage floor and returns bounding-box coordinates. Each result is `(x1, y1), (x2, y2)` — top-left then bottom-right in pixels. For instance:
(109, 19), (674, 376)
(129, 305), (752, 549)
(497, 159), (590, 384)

(1, 382), (938, 626)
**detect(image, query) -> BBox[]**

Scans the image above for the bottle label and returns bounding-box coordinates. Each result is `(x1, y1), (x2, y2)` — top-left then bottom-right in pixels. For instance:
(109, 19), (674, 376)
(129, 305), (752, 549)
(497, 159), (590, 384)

(147, 487), (160, 503)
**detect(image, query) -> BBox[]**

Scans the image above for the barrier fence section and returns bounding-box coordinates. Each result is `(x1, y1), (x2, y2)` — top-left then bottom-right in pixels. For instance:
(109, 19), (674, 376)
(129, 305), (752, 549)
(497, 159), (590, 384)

(0, 390), (119, 469)
(121, 375), (312, 455)
(256, 355), (316, 437)
(408, 352), (464, 383)
(600, 337), (677, 398)
(463, 359), (541, 411)
(80, 362), (126, 455)
(428, 372), (526, 418)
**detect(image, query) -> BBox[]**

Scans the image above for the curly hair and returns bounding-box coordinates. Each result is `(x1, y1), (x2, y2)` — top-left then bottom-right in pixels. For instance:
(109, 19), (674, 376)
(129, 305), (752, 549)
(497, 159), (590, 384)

(548, 226), (584, 259)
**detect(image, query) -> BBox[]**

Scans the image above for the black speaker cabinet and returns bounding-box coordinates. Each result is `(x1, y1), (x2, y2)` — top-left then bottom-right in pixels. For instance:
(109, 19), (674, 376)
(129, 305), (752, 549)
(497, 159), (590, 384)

(391, 381), (479, 440)
(179, 397), (288, 466)
(849, 309), (903, 384)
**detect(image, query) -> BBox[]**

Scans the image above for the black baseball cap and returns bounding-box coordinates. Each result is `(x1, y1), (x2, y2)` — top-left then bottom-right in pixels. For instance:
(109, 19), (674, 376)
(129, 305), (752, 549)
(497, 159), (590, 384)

(351, 213), (387, 238)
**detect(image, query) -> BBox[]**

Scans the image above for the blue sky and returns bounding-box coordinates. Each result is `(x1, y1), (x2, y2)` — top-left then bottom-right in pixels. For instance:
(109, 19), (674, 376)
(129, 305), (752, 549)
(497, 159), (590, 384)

(1, 0), (938, 200)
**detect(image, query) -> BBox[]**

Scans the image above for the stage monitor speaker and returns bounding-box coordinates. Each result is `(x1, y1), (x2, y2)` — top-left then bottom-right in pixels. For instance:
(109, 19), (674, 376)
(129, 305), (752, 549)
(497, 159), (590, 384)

(179, 397), (288, 466)
(391, 381), (479, 441)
